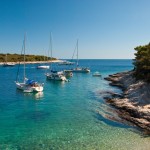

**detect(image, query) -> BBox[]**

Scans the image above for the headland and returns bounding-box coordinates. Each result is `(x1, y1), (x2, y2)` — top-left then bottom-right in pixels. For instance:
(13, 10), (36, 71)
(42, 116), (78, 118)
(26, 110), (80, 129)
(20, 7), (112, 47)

(104, 71), (150, 134)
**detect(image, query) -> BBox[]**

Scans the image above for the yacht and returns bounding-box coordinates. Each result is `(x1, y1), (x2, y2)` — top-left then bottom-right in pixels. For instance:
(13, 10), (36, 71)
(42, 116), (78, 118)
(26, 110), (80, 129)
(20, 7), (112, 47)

(15, 34), (44, 93)
(72, 39), (90, 73)
(45, 33), (67, 81)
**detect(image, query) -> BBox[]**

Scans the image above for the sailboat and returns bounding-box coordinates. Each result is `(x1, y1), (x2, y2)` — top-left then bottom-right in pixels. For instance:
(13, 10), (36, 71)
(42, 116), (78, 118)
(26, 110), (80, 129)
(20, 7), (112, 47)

(15, 34), (44, 92)
(45, 33), (67, 81)
(3, 54), (15, 67)
(72, 39), (90, 73)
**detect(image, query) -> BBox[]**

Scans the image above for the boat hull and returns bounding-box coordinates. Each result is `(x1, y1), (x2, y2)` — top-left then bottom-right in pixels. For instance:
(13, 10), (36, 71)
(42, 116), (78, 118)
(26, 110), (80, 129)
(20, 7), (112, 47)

(63, 70), (73, 77)
(15, 82), (43, 92)
(72, 68), (90, 73)
(45, 73), (67, 81)
(3, 63), (15, 67)
(37, 65), (50, 69)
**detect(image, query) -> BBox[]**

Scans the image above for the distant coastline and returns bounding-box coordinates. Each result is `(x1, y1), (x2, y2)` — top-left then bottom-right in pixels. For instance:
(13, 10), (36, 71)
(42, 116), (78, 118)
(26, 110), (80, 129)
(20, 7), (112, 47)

(0, 53), (58, 64)
(103, 71), (150, 134)
(0, 60), (63, 65)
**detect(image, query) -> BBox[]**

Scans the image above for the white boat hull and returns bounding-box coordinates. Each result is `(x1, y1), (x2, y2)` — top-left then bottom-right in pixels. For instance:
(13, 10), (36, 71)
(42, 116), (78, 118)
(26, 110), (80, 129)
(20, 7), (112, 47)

(72, 68), (90, 73)
(15, 82), (43, 92)
(45, 72), (67, 81)
(63, 70), (73, 77)
(3, 63), (15, 67)
(58, 61), (75, 65)
(37, 65), (50, 69)
(15, 34), (44, 93)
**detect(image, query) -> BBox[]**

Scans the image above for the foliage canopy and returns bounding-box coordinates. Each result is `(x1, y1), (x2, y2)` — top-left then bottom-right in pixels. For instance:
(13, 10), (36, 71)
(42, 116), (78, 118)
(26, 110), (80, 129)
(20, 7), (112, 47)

(0, 53), (56, 62)
(133, 43), (150, 82)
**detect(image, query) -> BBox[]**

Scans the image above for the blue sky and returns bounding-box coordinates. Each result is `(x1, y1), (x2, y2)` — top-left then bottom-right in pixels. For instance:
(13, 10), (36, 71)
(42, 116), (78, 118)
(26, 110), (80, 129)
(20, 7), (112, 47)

(0, 0), (150, 59)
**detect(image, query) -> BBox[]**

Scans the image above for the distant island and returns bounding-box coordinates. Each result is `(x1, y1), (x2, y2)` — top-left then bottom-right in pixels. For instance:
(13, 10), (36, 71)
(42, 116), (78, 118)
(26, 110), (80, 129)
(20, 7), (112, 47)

(103, 43), (150, 134)
(0, 53), (57, 63)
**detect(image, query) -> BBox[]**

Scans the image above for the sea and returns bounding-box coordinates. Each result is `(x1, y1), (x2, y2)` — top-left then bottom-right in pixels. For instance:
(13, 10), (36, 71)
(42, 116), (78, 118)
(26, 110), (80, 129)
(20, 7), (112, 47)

(0, 59), (150, 150)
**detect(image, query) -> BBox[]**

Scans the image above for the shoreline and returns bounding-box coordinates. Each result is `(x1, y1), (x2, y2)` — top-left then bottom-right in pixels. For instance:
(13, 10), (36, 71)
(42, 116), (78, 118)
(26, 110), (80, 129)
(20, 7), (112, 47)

(0, 60), (63, 65)
(103, 71), (150, 134)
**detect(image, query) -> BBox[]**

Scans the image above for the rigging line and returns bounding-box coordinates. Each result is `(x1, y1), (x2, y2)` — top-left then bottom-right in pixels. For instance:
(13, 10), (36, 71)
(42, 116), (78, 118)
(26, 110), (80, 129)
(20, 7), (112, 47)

(16, 42), (24, 82)
(45, 32), (52, 75)
(71, 42), (77, 60)
(49, 32), (53, 71)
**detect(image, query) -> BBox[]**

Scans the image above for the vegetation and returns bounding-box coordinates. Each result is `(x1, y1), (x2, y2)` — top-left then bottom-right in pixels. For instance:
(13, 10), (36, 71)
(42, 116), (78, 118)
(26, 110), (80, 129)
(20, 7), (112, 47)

(133, 43), (150, 82)
(0, 53), (56, 62)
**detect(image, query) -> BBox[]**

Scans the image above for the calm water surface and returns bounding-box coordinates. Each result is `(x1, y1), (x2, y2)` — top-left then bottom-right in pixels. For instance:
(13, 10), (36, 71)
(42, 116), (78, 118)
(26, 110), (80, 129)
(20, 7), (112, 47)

(0, 59), (149, 150)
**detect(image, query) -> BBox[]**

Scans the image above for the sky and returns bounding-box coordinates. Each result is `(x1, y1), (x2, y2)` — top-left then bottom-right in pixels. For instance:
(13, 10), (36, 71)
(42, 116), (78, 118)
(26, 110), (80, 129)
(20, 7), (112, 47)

(0, 0), (150, 59)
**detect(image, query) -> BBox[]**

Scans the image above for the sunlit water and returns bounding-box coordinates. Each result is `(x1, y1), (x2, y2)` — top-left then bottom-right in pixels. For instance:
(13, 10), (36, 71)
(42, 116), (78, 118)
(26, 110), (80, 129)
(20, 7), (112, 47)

(0, 59), (149, 150)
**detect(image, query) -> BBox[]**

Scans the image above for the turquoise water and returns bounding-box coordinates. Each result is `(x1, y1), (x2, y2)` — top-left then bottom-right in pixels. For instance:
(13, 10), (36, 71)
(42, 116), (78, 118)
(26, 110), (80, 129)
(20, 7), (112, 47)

(0, 59), (150, 150)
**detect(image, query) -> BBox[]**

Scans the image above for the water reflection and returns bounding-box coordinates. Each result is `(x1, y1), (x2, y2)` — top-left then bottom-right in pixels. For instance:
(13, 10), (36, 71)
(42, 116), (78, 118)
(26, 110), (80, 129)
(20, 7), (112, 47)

(17, 90), (44, 100)
(46, 78), (67, 87)
(34, 92), (44, 100)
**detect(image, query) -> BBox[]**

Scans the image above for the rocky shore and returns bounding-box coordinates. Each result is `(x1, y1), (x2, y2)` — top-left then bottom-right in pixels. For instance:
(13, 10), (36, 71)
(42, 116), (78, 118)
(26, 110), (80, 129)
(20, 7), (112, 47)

(103, 71), (150, 134)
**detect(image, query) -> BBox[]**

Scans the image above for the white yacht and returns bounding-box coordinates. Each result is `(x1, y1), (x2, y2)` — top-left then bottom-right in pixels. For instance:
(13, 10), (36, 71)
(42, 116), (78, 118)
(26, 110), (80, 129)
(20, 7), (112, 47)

(45, 33), (67, 81)
(15, 34), (44, 93)
(72, 39), (90, 73)
(16, 78), (44, 92)
(45, 71), (67, 81)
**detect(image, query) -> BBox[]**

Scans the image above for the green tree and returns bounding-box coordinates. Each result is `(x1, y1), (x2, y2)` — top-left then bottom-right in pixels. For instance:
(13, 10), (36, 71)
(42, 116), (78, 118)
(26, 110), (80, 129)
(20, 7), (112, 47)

(134, 43), (150, 82)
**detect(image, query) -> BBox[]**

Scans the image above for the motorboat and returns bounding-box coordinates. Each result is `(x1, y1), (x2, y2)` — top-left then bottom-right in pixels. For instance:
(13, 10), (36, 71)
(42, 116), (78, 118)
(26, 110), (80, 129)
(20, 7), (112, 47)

(72, 67), (90, 73)
(3, 63), (15, 67)
(92, 71), (101, 77)
(45, 71), (67, 81)
(37, 65), (50, 69)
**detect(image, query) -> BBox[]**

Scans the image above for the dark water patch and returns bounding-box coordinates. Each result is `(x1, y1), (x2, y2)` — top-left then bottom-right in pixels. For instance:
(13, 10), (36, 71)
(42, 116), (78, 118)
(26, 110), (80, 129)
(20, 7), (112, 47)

(94, 112), (131, 129)
(0, 103), (7, 112)
(88, 90), (106, 103)
(16, 110), (51, 122)
(87, 91), (97, 100)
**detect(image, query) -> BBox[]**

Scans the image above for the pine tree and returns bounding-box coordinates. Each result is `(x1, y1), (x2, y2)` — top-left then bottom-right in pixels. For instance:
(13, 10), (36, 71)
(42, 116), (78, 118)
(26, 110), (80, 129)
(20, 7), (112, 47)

(134, 43), (150, 82)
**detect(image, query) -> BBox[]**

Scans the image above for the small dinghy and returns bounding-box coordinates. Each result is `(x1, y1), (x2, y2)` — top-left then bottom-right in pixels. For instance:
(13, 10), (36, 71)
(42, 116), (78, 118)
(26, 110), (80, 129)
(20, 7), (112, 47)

(92, 71), (101, 77)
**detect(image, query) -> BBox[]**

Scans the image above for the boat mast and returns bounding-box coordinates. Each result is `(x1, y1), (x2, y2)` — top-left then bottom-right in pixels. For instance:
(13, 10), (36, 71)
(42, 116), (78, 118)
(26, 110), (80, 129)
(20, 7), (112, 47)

(23, 33), (26, 83)
(77, 39), (79, 67)
(50, 32), (52, 61)
(5, 54), (7, 64)
(49, 32), (52, 70)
